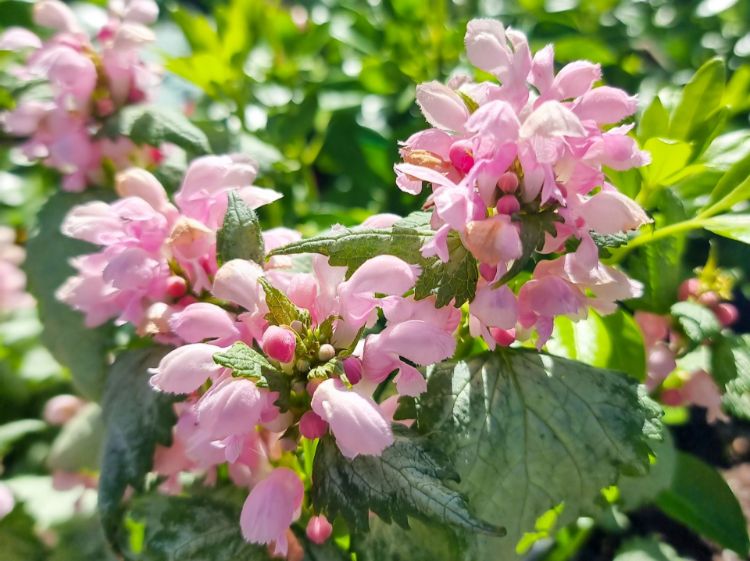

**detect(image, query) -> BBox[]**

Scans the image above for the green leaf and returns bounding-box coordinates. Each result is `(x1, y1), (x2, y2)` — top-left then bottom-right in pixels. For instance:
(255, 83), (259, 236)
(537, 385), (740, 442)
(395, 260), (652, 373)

(49, 515), (118, 561)
(99, 347), (177, 545)
(414, 233), (478, 307)
(618, 431), (677, 511)
(656, 452), (750, 555)
(614, 536), (691, 561)
(269, 212), (480, 307)
(669, 58), (726, 141)
(217, 191), (265, 265)
(703, 214), (750, 244)
(268, 211), (431, 273)
(352, 517), (461, 561)
(107, 105), (211, 155)
(415, 350), (662, 559)
(213, 341), (276, 381)
(638, 96), (669, 141)
(0, 419), (46, 456)
(713, 335), (750, 420)
(0, 506), (46, 561)
(703, 152), (750, 215)
(259, 277), (304, 326)
(118, 494), (271, 561)
(47, 403), (103, 473)
(548, 309), (646, 381)
(641, 138), (692, 188)
(24, 191), (114, 400)
(311, 430), (504, 537)
(670, 301), (721, 345)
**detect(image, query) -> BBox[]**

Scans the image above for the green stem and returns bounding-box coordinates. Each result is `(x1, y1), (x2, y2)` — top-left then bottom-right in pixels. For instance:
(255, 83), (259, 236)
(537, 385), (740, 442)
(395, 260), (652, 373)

(608, 217), (707, 263)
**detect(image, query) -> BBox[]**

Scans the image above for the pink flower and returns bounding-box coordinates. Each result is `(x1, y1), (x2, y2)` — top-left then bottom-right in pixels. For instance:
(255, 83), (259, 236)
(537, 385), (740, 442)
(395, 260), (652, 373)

(362, 319), (456, 396)
(240, 468), (304, 556)
(306, 515), (333, 545)
(310, 378), (393, 458)
(169, 303), (241, 345)
(299, 411), (328, 439)
(150, 343), (224, 394)
(415, 81), (470, 133)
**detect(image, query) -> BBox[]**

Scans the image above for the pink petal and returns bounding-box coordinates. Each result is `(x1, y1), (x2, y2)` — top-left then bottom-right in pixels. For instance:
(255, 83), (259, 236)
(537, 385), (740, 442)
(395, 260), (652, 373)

(310, 379), (393, 458)
(150, 343), (224, 394)
(416, 81), (470, 132)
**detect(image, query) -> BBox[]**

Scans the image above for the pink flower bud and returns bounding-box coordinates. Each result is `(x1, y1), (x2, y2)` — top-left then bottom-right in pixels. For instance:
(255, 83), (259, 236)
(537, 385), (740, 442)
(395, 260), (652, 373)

(43, 394), (85, 426)
(306, 515), (333, 545)
(262, 326), (296, 363)
(714, 303), (739, 327)
(498, 172), (519, 194)
(299, 411), (328, 439)
(698, 291), (719, 308)
(496, 194), (520, 215)
(166, 276), (187, 298)
(449, 141), (475, 174)
(678, 278), (700, 301)
(343, 357), (362, 385)
(489, 327), (515, 347)
(479, 263), (497, 282)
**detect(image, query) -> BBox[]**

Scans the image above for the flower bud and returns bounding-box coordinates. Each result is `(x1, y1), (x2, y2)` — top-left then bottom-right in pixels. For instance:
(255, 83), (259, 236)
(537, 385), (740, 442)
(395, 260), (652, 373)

(678, 278), (700, 301)
(449, 141), (475, 174)
(714, 303), (739, 327)
(489, 327), (515, 347)
(296, 359), (310, 372)
(306, 515), (333, 545)
(343, 357), (362, 385)
(479, 263), (497, 282)
(299, 411), (328, 439)
(165, 276), (187, 298)
(498, 172), (519, 194)
(262, 326), (297, 363)
(496, 194), (520, 215)
(0, 482), (14, 520)
(318, 344), (336, 362)
(43, 394), (85, 426)
(698, 291), (719, 308)
(290, 320), (304, 333)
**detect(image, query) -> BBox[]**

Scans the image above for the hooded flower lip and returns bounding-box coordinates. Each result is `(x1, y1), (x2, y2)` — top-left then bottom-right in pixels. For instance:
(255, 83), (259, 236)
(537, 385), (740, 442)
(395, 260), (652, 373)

(150, 343), (224, 394)
(310, 378), (393, 459)
(240, 468), (304, 556)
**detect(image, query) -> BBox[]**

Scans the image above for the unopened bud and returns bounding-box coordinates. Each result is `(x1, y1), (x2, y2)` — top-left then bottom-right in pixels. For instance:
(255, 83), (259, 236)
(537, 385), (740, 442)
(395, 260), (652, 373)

(306, 515), (333, 545)
(498, 172), (519, 194)
(489, 328), (515, 347)
(714, 303), (739, 327)
(299, 411), (328, 439)
(496, 194), (520, 215)
(479, 263), (498, 282)
(295, 359), (310, 373)
(290, 320), (304, 333)
(698, 291), (719, 308)
(343, 357), (362, 385)
(262, 326), (297, 363)
(318, 344), (336, 362)
(165, 276), (187, 298)
(678, 278), (700, 301)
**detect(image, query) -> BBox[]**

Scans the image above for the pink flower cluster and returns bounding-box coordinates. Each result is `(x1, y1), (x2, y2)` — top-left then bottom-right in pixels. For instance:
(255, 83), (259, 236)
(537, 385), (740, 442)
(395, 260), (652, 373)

(635, 277), (738, 424)
(395, 19), (651, 345)
(0, 226), (34, 312)
(149, 252), (458, 555)
(57, 154), (282, 334)
(0, 0), (161, 191)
